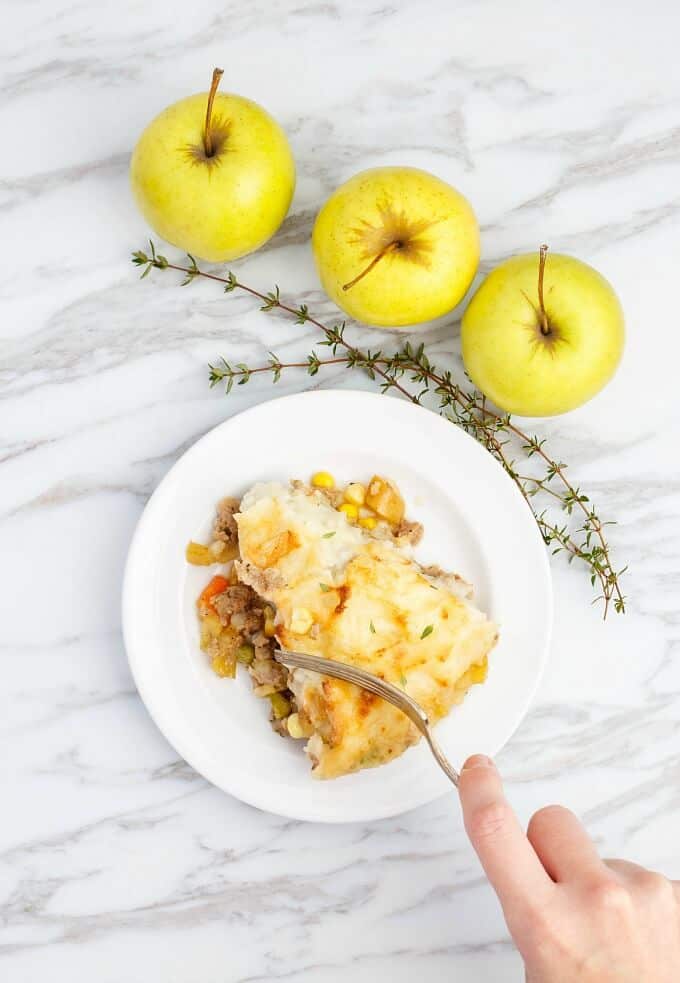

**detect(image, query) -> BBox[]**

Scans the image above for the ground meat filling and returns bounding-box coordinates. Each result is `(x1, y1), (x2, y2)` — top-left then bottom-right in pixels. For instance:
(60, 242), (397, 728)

(213, 497), (240, 546)
(317, 486), (344, 508)
(250, 655), (289, 690)
(233, 608), (264, 635)
(207, 535), (297, 734)
(394, 519), (424, 546)
(368, 517), (424, 547)
(421, 564), (473, 600)
(234, 560), (284, 595)
(213, 584), (254, 623)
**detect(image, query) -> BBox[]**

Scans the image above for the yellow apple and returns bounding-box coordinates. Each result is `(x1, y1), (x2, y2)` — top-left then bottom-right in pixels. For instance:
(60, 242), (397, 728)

(312, 166), (479, 327)
(130, 69), (295, 262)
(461, 248), (625, 416)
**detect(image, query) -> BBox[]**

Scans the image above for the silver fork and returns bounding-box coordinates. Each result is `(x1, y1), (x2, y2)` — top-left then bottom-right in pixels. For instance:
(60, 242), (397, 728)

(274, 649), (459, 787)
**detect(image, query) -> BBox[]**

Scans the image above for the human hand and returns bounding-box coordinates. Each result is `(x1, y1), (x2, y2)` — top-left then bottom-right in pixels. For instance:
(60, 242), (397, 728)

(459, 755), (680, 982)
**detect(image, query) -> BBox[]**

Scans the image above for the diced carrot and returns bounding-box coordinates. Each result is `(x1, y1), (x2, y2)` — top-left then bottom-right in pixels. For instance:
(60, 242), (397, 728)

(198, 575), (229, 609)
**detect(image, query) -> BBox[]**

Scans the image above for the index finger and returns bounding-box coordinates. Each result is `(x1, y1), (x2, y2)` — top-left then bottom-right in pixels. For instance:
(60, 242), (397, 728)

(459, 755), (552, 912)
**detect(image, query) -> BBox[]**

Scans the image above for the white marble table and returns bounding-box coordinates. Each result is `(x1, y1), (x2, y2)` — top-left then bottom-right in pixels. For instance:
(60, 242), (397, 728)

(2, 1), (680, 979)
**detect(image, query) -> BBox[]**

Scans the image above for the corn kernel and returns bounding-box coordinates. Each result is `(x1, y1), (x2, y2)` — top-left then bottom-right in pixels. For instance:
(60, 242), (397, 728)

(470, 659), (488, 684)
(286, 713), (305, 738)
(344, 482), (366, 506)
(358, 515), (377, 530)
(287, 712), (314, 738)
(338, 502), (359, 522)
(311, 471), (335, 489)
(290, 607), (313, 634)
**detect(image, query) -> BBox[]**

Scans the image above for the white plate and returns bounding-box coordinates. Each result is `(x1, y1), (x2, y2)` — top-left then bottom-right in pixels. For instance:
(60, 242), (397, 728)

(122, 390), (552, 823)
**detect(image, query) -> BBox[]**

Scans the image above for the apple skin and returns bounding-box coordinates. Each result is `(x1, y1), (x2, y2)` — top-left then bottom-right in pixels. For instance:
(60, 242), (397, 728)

(461, 252), (625, 417)
(312, 167), (479, 328)
(130, 92), (295, 262)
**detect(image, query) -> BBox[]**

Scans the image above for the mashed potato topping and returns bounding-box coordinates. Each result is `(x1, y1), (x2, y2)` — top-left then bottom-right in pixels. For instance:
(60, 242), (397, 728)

(238, 480), (366, 575)
(235, 480), (498, 779)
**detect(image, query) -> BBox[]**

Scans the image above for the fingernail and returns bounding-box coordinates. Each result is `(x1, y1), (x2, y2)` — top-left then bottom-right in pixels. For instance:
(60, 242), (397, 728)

(462, 754), (495, 771)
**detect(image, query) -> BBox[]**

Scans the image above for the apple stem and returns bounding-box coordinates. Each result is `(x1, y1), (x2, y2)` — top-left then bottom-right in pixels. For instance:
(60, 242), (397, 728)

(537, 243), (550, 336)
(342, 240), (401, 292)
(204, 67), (224, 158)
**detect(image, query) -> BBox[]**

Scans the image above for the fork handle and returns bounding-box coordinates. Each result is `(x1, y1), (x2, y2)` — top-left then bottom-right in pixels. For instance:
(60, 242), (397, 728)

(419, 725), (460, 787)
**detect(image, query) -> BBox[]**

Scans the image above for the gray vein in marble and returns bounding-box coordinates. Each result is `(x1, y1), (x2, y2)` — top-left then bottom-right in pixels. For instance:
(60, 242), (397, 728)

(0, 153), (129, 213)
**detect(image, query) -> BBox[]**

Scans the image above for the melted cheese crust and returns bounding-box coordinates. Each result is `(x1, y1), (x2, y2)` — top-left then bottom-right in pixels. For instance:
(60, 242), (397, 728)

(236, 482), (498, 779)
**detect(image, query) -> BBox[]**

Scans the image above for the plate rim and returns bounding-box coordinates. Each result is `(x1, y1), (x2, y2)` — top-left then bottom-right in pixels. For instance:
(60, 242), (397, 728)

(122, 388), (553, 823)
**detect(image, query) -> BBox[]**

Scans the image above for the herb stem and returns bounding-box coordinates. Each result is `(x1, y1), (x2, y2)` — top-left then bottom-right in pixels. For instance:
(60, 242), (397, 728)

(132, 242), (626, 617)
(210, 357), (348, 380)
(159, 262), (421, 406)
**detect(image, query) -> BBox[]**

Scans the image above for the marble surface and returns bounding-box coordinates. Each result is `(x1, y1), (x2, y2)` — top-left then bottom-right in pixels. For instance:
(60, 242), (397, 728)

(2, 1), (680, 979)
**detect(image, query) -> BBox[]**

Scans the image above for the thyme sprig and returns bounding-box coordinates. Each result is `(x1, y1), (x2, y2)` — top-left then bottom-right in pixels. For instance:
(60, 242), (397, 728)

(132, 242), (626, 617)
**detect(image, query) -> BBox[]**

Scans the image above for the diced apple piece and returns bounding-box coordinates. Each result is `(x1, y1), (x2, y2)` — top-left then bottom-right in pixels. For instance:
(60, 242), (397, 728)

(211, 652), (237, 678)
(186, 541), (215, 565)
(199, 612), (223, 651)
(210, 540), (240, 562)
(365, 476), (405, 525)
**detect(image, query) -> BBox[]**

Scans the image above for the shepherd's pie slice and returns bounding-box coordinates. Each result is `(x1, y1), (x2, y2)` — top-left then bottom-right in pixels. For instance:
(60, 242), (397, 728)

(235, 481), (498, 779)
